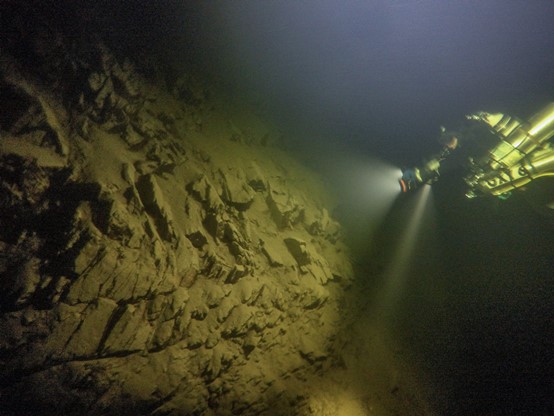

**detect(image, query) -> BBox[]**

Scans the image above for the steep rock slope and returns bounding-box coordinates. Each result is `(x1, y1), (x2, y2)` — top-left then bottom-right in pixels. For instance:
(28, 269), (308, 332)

(0, 31), (354, 415)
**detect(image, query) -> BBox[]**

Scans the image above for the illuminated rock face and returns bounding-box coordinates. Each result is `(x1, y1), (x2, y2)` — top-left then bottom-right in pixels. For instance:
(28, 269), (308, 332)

(0, 24), (353, 416)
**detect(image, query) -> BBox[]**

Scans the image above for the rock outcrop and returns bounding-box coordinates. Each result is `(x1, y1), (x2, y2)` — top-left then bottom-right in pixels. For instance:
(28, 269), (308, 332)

(0, 15), (353, 415)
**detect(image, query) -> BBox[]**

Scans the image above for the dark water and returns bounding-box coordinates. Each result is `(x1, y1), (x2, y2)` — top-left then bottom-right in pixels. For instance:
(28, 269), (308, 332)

(13, 1), (554, 414)
(440, 181), (552, 415)
(379, 176), (554, 415)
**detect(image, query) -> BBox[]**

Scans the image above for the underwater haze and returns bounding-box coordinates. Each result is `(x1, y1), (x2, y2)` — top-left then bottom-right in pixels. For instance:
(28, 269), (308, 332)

(9, 0), (554, 414)
(177, 2), (554, 414)
(176, 0), (554, 162)
(97, 1), (554, 414)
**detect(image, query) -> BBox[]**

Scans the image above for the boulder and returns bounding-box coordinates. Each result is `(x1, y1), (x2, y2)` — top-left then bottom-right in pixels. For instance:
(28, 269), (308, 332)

(284, 237), (312, 266)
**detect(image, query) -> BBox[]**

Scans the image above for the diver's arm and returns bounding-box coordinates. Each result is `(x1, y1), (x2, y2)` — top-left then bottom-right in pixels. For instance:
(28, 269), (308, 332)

(399, 139), (458, 192)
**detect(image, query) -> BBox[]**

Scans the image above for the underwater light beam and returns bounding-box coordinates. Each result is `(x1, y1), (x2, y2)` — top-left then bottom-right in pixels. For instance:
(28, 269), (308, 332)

(325, 150), (402, 225)
(333, 155), (403, 253)
(377, 184), (433, 312)
(355, 160), (403, 221)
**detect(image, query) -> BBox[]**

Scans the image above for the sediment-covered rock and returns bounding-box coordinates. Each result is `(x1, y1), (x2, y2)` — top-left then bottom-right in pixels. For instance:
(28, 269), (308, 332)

(0, 12), (353, 416)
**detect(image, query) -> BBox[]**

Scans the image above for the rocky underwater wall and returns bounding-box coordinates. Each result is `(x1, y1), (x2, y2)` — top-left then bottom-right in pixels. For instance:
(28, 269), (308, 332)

(0, 14), (354, 416)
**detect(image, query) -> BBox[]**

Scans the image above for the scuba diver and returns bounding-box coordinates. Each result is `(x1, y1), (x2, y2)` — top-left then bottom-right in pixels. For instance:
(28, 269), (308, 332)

(399, 102), (554, 207)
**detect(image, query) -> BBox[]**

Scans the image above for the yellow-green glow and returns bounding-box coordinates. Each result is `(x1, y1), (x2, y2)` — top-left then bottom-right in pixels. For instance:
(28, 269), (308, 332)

(529, 110), (554, 136)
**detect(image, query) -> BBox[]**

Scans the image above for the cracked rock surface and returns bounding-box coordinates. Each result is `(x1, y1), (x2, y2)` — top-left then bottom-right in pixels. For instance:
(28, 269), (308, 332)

(0, 10), (354, 416)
